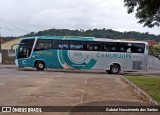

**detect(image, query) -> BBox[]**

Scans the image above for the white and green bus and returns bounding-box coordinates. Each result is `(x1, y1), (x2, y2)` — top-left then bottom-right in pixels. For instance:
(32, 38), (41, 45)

(14, 36), (148, 74)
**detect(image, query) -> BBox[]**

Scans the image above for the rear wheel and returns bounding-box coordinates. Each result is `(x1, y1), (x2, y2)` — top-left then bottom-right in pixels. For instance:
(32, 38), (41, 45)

(110, 64), (120, 74)
(35, 61), (45, 71)
(106, 70), (111, 74)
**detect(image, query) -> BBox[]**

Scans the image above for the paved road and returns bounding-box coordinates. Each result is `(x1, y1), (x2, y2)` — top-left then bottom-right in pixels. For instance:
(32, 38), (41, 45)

(0, 68), (159, 115)
(0, 68), (142, 106)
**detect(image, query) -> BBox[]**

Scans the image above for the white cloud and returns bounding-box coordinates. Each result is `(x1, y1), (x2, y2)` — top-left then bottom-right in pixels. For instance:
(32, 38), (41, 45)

(0, 0), (159, 36)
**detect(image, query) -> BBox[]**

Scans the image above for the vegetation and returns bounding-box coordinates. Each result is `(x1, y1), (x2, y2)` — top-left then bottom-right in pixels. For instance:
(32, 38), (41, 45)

(23, 28), (160, 42)
(124, 0), (160, 27)
(125, 76), (160, 103)
(149, 45), (160, 60)
(1, 36), (17, 42)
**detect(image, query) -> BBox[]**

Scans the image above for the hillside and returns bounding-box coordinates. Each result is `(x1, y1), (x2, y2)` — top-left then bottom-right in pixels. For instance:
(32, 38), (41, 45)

(2, 28), (160, 42)
(25, 28), (160, 42)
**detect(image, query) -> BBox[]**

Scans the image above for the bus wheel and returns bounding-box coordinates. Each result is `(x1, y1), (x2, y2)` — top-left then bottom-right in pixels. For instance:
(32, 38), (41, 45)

(110, 64), (120, 74)
(35, 61), (45, 71)
(106, 70), (111, 74)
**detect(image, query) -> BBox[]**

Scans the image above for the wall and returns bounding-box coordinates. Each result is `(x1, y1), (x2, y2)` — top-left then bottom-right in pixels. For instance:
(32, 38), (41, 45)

(1, 38), (21, 64)
(2, 38), (21, 50)
(148, 55), (160, 69)
(1, 50), (15, 64)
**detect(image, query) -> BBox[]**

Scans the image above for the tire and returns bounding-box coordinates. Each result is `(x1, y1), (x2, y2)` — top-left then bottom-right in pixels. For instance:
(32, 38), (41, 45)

(106, 70), (111, 74)
(110, 64), (120, 74)
(35, 61), (45, 71)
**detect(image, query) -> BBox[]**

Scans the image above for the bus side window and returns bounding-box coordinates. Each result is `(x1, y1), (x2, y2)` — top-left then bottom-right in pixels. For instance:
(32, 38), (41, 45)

(34, 39), (52, 51)
(126, 43), (132, 53)
(131, 43), (145, 53)
(119, 47), (125, 52)
(127, 48), (131, 53)
(111, 47), (116, 52)
(87, 42), (103, 51)
(104, 45), (109, 51)
(104, 42), (117, 52)
(70, 41), (86, 50)
(53, 40), (69, 50)
(118, 43), (127, 52)
(87, 44), (94, 51)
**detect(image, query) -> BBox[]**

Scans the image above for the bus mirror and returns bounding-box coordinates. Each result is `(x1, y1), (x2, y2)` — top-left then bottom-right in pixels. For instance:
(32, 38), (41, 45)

(8, 49), (16, 57)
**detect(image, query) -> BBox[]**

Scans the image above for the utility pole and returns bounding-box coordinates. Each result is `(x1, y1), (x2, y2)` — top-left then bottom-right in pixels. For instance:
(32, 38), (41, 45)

(0, 27), (2, 63)
(0, 27), (1, 52)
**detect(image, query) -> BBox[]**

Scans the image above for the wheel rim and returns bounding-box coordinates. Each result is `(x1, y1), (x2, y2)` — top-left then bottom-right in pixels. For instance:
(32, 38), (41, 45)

(112, 66), (119, 73)
(39, 63), (44, 68)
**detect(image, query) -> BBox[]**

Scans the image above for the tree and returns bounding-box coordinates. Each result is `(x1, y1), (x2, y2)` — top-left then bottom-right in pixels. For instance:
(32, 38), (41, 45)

(149, 45), (160, 60)
(124, 0), (160, 27)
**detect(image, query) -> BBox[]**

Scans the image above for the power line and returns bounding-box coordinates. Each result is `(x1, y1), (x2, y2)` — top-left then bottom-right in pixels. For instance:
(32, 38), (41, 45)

(0, 17), (30, 33)
(0, 26), (28, 32)
(0, 19), (15, 36)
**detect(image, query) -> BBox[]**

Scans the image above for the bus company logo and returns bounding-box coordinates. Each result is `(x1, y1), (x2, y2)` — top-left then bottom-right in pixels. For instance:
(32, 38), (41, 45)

(2, 107), (11, 112)
(97, 53), (132, 59)
(58, 50), (97, 69)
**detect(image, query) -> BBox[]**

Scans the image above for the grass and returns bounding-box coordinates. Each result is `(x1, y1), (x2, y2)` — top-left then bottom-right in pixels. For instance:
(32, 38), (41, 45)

(125, 76), (160, 103)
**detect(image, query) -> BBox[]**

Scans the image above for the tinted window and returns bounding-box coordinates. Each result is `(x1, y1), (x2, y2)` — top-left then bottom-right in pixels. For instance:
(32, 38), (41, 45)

(70, 41), (86, 50)
(53, 40), (69, 50)
(131, 43), (145, 53)
(34, 39), (52, 51)
(118, 43), (127, 52)
(87, 42), (103, 51)
(18, 39), (35, 58)
(104, 42), (117, 52)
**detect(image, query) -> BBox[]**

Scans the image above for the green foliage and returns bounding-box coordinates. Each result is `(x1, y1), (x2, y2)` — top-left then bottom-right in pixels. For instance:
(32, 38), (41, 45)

(2, 28), (160, 43)
(149, 45), (160, 60)
(125, 76), (160, 103)
(1, 36), (17, 42)
(124, 0), (160, 27)
(24, 28), (160, 42)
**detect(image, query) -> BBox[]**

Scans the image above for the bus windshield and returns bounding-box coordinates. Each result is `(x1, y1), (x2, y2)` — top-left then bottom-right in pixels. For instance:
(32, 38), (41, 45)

(18, 39), (35, 58)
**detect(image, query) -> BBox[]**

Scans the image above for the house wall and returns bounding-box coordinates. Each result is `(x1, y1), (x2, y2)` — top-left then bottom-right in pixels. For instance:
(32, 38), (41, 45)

(1, 38), (21, 64)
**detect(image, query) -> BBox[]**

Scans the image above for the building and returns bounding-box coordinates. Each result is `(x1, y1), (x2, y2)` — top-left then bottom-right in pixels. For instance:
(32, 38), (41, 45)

(1, 37), (22, 63)
(0, 39), (6, 43)
(145, 40), (158, 46)
(2, 37), (22, 50)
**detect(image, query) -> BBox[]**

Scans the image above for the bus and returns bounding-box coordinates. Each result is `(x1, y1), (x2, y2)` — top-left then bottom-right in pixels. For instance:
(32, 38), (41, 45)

(14, 36), (148, 74)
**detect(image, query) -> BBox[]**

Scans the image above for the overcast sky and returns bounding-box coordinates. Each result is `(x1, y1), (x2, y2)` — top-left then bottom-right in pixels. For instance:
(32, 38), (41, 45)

(0, 0), (159, 37)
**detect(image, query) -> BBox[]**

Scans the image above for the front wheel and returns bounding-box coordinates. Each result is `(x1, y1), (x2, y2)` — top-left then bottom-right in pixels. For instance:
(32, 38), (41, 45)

(110, 65), (120, 74)
(35, 61), (45, 71)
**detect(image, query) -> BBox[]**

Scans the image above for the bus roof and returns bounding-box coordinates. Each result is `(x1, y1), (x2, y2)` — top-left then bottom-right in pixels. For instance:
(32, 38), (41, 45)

(22, 36), (148, 45)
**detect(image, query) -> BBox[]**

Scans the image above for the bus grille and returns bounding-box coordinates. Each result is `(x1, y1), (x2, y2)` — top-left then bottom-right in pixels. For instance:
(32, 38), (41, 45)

(133, 61), (142, 70)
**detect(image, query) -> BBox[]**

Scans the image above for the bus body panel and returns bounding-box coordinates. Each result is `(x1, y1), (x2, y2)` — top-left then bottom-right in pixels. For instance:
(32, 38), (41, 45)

(16, 36), (148, 72)
(17, 49), (147, 72)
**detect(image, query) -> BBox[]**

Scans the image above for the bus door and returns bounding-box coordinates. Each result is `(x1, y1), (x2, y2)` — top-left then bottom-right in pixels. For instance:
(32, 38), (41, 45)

(33, 39), (53, 68)
(17, 39), (35, 67)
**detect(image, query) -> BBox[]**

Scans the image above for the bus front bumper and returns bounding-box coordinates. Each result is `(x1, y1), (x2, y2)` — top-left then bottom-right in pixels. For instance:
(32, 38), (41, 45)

(15, 59), (19, 66)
